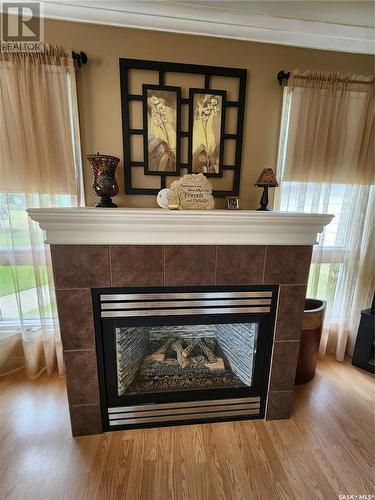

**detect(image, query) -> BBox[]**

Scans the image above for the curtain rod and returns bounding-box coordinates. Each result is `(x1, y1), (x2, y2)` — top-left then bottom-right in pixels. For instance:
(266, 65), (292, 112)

(72, 51), (88, 68)
(277, 70), (373, 86)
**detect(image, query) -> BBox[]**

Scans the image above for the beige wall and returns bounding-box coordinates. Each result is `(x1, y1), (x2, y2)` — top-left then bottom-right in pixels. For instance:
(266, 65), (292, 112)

(44, 18), (373, 209)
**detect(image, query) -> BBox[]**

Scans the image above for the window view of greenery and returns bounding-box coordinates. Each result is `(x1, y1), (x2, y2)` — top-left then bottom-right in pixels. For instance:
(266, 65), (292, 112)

(279, 182), (347, 313)
(1, 265), (49, 296)
(0, 193), (72, 323)
(307, 263), (341, 306)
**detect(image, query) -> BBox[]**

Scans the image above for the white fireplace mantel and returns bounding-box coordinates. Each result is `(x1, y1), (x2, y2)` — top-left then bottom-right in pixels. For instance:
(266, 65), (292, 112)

(27, 208), (333, 246)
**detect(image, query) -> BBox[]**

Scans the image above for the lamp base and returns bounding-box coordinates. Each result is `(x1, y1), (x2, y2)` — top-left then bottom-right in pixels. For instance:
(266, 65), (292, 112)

(256, 207), (272, 211)
(257, 186), (271, 211)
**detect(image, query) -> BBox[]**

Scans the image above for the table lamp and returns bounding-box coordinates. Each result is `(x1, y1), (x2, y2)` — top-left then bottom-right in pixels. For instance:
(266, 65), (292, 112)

(254, 168), (279, 211)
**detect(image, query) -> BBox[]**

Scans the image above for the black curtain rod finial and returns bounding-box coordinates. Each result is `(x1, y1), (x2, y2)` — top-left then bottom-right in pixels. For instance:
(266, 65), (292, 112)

(277, 70), (290, 86)
(72, 50), (88, 68)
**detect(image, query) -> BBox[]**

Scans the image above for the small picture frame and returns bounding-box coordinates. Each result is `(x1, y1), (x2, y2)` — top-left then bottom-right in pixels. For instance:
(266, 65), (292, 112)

(225, 196), (240, 210)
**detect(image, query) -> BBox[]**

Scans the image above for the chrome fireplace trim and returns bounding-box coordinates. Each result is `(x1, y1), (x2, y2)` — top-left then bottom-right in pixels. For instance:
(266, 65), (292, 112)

(100, 291), (273, 301)
(101, 306), (270, 318)
(108, 396), (260, 413)
(100, 290), (272, 318)
(107, 396), (261, 427)
(101, 298), (272, 310)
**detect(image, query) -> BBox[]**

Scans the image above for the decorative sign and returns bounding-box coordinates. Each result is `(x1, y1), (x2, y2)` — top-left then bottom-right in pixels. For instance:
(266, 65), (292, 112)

(168, 174), (214, 210)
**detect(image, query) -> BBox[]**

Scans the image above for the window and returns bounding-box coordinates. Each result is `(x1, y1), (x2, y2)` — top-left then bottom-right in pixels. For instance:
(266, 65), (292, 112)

(0, 49), (83, 376)
(278, 181), (373, 322)
(275, 79), (374, 359)
(0, 194), (76, 327)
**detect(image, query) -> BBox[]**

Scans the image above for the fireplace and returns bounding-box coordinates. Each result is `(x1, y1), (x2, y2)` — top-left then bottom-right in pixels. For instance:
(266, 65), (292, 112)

(28, 207), (332, 435)
(93, 285), (278, 430)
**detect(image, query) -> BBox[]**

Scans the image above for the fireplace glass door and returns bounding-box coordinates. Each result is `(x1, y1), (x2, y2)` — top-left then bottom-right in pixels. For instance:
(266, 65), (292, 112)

(115, 322), (258, 396)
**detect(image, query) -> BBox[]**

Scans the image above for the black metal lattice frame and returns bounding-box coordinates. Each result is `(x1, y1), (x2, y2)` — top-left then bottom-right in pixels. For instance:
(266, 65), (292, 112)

(119, 58), (247, 197)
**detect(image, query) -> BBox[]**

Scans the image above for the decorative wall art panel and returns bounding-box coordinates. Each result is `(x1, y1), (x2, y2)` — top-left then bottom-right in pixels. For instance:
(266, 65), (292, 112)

(190, 89), (226, 177)
(120, 58), (247, 197)
(143, 85), (180, 175)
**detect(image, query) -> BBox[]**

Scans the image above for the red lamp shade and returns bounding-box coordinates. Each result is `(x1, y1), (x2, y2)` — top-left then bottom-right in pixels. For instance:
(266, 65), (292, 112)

(254, 168), (279, 187)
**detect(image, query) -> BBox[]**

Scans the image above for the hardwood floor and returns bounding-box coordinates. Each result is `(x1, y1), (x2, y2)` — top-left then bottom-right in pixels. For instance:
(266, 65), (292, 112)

(0, 356), (374, 500)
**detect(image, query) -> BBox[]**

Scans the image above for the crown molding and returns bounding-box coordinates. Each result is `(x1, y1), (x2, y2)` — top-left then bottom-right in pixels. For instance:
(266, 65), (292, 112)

(27, 208), (334, 246)
(41, 1), (374, 54)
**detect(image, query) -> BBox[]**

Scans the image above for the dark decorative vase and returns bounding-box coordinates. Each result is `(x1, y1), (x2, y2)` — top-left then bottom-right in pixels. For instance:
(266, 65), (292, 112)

(87, 153), (119, 208)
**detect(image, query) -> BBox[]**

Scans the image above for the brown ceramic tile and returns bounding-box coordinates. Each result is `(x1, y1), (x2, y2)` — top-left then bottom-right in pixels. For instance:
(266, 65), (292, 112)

(51, 245), (110, 289)
(216, 246), (265, 284)
(110, 245), (163, 287)
(164, 246), (215, 286)
(64, 350), (99, 405)
(69, 404), (102, 436)
(266, 391), (295, 420)
(269, 341), (300, 391)
(56, 289), (95, 350)
(275, 285), (307, 341)
(263, 246), (313, 285)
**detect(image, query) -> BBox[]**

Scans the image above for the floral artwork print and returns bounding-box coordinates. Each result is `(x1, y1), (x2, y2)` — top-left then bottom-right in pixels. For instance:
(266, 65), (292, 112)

(192, 93), (223, 174)
(146, 89), (177, 172)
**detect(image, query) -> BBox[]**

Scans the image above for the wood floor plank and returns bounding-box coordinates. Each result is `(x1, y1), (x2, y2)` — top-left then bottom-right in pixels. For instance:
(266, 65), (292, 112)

(0, 355), (374, 500)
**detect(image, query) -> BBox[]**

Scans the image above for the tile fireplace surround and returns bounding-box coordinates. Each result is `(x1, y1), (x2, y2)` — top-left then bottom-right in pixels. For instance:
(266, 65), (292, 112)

(27, 208), (333, 436)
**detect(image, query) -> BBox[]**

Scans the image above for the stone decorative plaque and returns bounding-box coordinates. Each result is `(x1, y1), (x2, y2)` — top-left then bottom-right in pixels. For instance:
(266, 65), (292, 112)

(168, 174), (214, 210)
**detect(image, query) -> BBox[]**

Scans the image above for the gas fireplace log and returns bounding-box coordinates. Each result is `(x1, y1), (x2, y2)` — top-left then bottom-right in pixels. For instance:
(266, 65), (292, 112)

(149, 336), (177, 361)
(181, 338), (217, 363)
(181, 338), (200, 359)
(204, 358), (225, 371)
(156, 336), (178, 353)
(171, 341), (189, 368)
(197, 339), (217, 363)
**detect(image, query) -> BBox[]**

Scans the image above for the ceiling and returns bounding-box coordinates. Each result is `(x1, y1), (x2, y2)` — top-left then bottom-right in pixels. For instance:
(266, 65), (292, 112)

(40, 0), (375, 54)
(179, 1), (375, 28)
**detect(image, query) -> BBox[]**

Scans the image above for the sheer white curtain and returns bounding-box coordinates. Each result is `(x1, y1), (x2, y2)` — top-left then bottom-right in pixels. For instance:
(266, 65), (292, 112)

(275, 72), (374, 361)
(0, 46), (83, 378)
